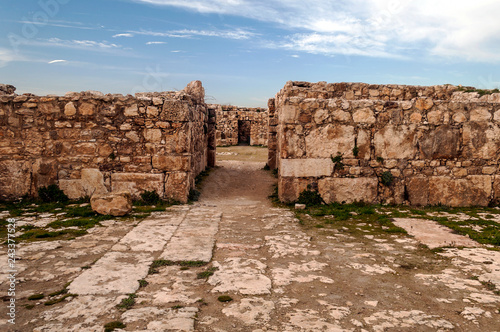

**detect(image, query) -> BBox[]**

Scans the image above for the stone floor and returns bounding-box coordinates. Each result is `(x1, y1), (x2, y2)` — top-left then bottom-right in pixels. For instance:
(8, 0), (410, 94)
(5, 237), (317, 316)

(1, 148), (499, 331)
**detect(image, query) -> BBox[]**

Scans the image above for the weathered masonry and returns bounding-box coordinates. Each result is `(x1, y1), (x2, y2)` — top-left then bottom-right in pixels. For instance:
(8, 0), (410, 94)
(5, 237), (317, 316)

(271, 81), (500, 207)
(209, 104), (268, 146)
(0, 81), (215, 203)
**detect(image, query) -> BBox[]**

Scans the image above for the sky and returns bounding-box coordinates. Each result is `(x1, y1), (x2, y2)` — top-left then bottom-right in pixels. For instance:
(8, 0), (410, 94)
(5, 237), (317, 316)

(1, 0), (500, 107)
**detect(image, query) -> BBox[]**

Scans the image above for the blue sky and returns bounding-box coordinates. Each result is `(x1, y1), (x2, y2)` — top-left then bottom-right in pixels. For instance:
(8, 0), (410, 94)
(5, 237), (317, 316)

(1, 0), (500, 107)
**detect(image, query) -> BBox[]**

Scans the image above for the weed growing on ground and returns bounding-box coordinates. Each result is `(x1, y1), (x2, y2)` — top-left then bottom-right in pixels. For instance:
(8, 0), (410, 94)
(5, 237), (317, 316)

(44, 294), (77, 306)
(140, 190), (161, 205)
(380, 171), (394, 186)
(116, 294), (136, 310)
(28, 294), (44, 301)
(297, 187), (324, 207)
(138, 279), (149, 288)
(38, 184), (69, 203)
(197, 267), (218, 279)
(104, 321), (126, 332)
(331, 152), (344, 171)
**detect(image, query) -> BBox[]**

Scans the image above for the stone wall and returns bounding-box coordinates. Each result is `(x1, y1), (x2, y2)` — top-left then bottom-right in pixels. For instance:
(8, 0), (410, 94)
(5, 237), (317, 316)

(209, 104), (268, 146)
(273, 81), (500, 207)
(0, 81), (215, 203)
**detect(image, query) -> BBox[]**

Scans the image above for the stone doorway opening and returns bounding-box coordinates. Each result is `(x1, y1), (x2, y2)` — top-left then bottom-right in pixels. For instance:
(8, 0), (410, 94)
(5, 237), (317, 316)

(238, 120), (251, 145)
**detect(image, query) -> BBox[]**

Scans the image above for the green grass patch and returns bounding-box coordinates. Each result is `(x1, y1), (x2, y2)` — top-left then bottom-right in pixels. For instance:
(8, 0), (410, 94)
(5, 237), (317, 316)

(138, 279), (149, 288)
(28, 293), (44, 301)
(116, 294), (136, 310)
(197, 267), (218, 279)
(44, 294), (77, 306)
(104, 321), (126, 332)
(19, 228), (87, 241)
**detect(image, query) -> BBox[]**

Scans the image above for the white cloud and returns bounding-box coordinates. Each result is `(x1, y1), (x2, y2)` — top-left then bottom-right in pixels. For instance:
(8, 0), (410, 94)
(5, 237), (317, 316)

(132, 28), (255, 40)
(113, 33), (134, 38)
(48, 59), (67, 64)
(134, 0), (500, 61)
(146, 41), (167, 45)
(27, 38), (122, 51)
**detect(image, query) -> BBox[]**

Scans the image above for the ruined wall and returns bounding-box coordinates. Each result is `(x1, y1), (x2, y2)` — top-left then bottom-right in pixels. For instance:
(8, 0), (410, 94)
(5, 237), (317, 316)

(0, 81), (215, 203)
(273, 81), (500, 207)
(209, 104), (268, 146)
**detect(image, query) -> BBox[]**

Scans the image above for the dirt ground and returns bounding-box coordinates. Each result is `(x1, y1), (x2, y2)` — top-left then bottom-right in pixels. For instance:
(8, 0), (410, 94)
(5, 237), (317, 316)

(0, 146), (499, 331)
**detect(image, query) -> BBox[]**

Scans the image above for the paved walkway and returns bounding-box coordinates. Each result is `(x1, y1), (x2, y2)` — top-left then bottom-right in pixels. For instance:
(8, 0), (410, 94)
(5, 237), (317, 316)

(1, 151), (500, 331)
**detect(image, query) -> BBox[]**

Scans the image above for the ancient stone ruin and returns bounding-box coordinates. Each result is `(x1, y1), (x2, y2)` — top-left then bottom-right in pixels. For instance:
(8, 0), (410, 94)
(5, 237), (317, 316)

(3, 79), (500, 207)
(209, 104), (268, 146)
(270, 81), (500, 207)
(0, 81), (215, 203)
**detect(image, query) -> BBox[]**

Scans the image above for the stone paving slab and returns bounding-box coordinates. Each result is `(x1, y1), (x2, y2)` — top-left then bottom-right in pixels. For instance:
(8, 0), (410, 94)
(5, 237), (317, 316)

(68, 251), (154, 295)
(161, 207), (221, 262)
(393, 218), (480, 249)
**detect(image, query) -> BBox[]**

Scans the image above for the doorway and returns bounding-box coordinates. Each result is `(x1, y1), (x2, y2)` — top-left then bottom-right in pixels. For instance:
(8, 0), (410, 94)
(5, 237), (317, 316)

(238, 120), (251, 145)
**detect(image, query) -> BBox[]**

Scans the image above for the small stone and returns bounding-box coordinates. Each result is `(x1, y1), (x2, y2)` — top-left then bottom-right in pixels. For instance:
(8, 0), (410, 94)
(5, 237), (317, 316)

(295, 204), (306, 210)
(90, 191), (132, 216)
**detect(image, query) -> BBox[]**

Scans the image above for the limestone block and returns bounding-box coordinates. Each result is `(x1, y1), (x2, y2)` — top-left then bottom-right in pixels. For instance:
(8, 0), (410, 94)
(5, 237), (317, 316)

(280, 159), (333, 177)
(331, 109), (352, 122)
(318, 177), (378, 204)
(374, 125), (416, 159)
(280, 103), (300, 124)
(428, 176), (492, 207)
(38, 102), (59, 114)
(183, 80), (205, 103)
(124, 105), (139, 117)
(452, 112), (467, 123)
(353, 108), (376, 123)
(152, 155), (191, 171)
(494, 110), (500, 122)
(32, 159), (58, 190)
(165, 172), (190, 203)
(91, 191), (132, 216)
(81, 169), (108, 196)
(98, 144), (114, 157)
(415, 98), (434, 111)
(470, 107), (492, 122)
(0, 160), (31, 199)
(147, 106), (159, 117)
(313, 108), (329, 124)
(64, 102), (77, 116)
(280, 127), (305, 159)
(357, 129), (371, 160)
(410, 112), (422, 123)
(126, 131), (140, 142)
(164, 131), (190, 154)
(427, 110), (443, 124)
(278, 177), (312, 203)
(305, 124), (355, 158)
(161, 100), (192, 122)
(80, 102), (95, 116)
(58, 180), (85, 200)
(111, 173), (164, 198)
(144, 129), (162, 143)
(418, 125), (460, 159)
(462, 122), (500, 159)
(74, 143), (97, 155)
(407, 177), (429, 206)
